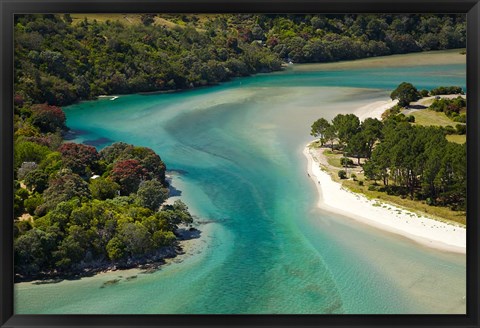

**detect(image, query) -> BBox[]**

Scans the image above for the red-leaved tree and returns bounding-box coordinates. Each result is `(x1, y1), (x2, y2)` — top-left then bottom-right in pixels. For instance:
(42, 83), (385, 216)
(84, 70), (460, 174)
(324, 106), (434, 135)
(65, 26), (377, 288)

(100, 143), (166, 185)
(110, 159), (147, 195)
(30, 103), (67, 133)
(130, 147), (166, 184)
(14, 94), (25, 107)
(58, 143), (100, 177)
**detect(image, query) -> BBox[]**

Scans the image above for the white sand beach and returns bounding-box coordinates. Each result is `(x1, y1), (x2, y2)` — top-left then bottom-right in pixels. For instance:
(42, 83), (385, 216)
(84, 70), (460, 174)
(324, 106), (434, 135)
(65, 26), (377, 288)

(304, 100), (466, 254)
(354, 99), (398, 121)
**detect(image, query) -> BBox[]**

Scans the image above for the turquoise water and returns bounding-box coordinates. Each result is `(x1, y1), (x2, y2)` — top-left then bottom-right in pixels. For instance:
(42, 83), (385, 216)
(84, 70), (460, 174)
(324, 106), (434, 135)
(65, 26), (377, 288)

(15, 55), (466, 314)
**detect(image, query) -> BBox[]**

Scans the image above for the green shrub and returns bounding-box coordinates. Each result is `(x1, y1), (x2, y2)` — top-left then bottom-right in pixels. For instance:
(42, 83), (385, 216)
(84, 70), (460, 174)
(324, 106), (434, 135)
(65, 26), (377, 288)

(340, 157), (354, 167)
(454, 113), (466, 123)
(430, 86), (464, 96)
(89, 177), (120, 200)
(456, 124), (466, 135)
(443, 125), (456, 135)
(338, 170), (347, 179)
(24, 193), (43, 215)
(14, 140), (51, 169)
(381, 105), (402, 120)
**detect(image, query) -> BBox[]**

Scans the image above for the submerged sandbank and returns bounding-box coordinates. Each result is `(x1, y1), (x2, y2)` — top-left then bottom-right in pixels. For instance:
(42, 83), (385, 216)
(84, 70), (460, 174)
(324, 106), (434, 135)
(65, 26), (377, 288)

(290, 49), (465, 72)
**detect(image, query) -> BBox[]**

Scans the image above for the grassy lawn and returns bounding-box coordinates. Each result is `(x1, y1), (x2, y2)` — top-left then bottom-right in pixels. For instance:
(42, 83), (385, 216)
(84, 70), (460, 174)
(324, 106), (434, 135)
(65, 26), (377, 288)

(416, 98), (435, 107)
(446, 134), (466, 144)
(409, 109), (466, 144)
(411, 109), (456, 127)
(71, 14), (143, 25)
(70, 14), (205, 31)
(71, 14), (181, 28)
(323, 150), (342, 168)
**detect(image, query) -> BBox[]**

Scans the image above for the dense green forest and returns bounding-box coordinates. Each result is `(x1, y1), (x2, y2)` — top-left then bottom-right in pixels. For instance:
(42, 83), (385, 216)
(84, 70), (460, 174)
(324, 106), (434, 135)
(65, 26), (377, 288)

(14, 136), (196, 279)
(311, 83), (466, 214)
(14, 14), (466, 106)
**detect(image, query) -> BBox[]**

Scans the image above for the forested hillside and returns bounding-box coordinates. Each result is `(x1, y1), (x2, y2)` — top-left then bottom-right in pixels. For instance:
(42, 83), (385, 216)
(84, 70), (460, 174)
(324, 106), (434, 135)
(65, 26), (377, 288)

(14, 14), (466, 106)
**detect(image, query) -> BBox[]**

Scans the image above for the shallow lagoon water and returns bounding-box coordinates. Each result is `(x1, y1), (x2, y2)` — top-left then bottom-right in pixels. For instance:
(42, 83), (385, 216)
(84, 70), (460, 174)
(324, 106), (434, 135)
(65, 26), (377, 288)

(15, 52), (466, 314)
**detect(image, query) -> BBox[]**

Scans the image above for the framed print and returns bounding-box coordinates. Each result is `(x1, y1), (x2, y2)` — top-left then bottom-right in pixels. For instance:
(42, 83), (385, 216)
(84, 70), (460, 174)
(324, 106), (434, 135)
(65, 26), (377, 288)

(1, 0), (479, 327)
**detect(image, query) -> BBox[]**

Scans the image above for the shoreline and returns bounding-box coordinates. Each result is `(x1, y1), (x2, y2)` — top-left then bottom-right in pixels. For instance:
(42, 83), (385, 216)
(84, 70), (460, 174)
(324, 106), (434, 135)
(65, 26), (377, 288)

(15, 225), (203, 284)
(353, 99), (398, 121)
(16, 219), (216, 291)
(303, 145), (466, 254)
(290, 49), (465, 72)
(303, 98), (466, 254)
(64, 49), (464, 109)
(16, 170), (206, 285)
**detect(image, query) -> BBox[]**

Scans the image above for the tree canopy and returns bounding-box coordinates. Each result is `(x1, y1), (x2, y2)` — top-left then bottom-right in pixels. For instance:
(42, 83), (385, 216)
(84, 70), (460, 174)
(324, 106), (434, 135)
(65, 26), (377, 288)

(14, 14), (465, 107)
(390, 82), (421, 107)
(311, 109), (466, 211)
(13, 137), (185, 280)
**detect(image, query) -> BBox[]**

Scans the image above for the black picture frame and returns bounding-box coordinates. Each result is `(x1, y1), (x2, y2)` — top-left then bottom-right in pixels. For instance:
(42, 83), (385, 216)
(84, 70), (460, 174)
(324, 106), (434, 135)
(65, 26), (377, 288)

(1, 0), (479, 327)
